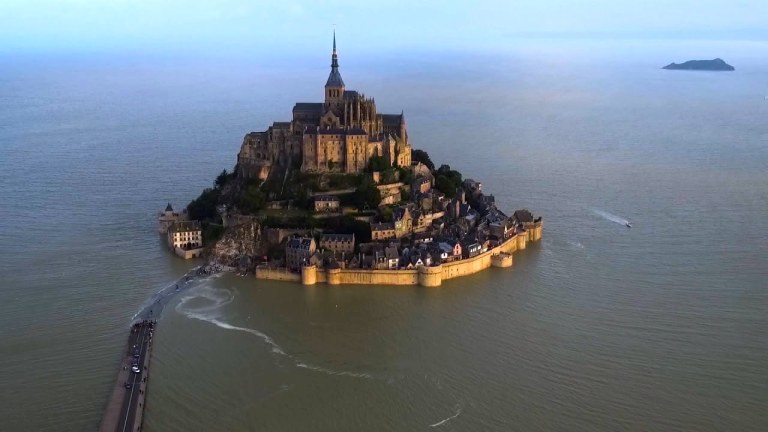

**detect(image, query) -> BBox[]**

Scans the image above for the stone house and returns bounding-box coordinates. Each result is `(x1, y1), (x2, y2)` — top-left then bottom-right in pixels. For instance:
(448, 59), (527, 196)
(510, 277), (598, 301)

(319, 233), (355, 254)
(371, 222), (396, 241)
(462, 241), (482, 259)
(489, 220), (516, 240)
(167, 220), (203, 259)
(384, 246), (400, 269)
(167, 220), (202, 250)
(285, 236), (316, 271)
(412, 162), (433, 182)
(447, 240), (463, 258)
(436, 243), (452, 261)
(314, 195), (340, 213)
(412, 177), (431, 195)
(413, 232), (433, 245)
(393, 206), (413, 238)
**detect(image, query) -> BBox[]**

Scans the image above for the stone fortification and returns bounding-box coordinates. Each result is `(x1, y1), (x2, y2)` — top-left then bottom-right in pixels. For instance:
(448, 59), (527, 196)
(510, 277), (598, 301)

(255, 220), (542, 287)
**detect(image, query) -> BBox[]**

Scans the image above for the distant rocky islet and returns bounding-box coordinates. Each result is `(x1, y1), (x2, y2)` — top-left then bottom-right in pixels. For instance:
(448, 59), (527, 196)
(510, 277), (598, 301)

(662, 58), (734, 71)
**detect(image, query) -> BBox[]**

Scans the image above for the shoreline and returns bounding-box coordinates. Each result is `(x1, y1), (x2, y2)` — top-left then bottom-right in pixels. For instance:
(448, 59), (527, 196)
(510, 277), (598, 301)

(255, 221), (542, 286)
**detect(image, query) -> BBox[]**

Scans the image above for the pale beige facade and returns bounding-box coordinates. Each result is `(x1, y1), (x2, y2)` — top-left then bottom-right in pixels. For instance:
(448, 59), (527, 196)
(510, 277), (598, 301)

(167, 221), (203, 249)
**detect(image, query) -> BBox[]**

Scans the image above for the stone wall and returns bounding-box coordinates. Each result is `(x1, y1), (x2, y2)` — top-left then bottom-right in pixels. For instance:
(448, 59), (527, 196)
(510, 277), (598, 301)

(174, 247), (203, 260)
(263, 228), (310, 246)
(441, 234), (518, 281)
(255, 267), (301, 282)
(256, 223), (541, 287)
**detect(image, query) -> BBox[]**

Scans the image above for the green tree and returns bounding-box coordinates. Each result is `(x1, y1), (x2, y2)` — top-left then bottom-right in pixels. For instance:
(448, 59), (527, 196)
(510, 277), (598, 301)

(400, 187), (411, 202)
(437, 164), (463, 190)
(379, 206), (394, 222)
(215, 169), (234, 188)
(368, 155), (390, 172)
(411, 149), (435, 171)
(398, 167), (414, 185)
(435, 175), (457, 198)
(239, 180), (266, 214)
(202, 224), (225, 244)
(187, 187), (221, 222)
(354, 178), (381, 210)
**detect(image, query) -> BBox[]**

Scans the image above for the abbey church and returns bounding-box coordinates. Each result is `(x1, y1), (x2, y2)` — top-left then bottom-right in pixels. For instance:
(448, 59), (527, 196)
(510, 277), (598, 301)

(237, 33), (412, 180)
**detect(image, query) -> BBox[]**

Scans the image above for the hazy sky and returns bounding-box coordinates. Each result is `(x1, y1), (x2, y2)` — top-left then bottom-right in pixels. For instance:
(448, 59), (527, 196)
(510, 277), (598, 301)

(0, 0), (765, 54)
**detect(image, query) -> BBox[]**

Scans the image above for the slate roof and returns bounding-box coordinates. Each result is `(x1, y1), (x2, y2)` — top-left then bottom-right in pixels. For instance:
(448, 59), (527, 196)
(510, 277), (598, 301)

(385, 246), (399, 260)
(381, 114), (403, 127)
(393, 207), (410, 221)
(343, 90), (359, 99)
(165, 203), (174, 212)
(320, 233), (355, 243)
(287, 237), (314, 250)
(326, 68), (345, 88)
(371, 222), (395, 231)
(169, 220), (201, 233)
(293, 102), (323, 112)
(513, 209), (534, 224)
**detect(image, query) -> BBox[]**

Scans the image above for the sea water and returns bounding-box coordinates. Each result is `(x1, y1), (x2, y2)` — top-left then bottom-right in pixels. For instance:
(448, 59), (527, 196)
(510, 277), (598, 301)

(1, 40), (767, 430)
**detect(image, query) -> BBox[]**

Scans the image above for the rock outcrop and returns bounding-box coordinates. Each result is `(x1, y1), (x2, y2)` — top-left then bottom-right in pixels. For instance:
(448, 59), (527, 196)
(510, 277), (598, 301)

(207, 221), (265, 269)
(662, 58), (734, 71)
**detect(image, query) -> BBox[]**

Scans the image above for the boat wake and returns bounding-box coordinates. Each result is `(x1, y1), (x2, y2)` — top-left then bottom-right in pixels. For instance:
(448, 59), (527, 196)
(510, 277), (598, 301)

(295, 362), (373, 379)
(175, 284), (373, 380)
(592, 209), (630, 227)
(429, 406), (462, 427)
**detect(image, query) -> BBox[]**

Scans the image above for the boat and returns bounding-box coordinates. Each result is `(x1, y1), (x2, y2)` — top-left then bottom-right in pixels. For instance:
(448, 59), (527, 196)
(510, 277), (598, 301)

(625, 222), (632, 228)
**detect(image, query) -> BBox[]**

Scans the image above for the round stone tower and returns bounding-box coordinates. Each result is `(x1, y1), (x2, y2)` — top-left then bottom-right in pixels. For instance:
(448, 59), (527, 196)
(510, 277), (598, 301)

(301, 264), (317, 285)
(418, 264), (443, 287)
(326, 267), (341, 285)
(516, 232), (527, 250)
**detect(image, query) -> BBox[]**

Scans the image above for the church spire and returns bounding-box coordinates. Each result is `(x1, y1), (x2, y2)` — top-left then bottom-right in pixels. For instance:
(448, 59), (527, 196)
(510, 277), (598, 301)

(325, 29), (344, 89)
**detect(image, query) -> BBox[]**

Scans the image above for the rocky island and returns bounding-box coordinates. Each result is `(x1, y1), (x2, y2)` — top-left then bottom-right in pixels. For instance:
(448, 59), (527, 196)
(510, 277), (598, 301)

(662, 58), (734, 71)
(167, 32), (542, 286)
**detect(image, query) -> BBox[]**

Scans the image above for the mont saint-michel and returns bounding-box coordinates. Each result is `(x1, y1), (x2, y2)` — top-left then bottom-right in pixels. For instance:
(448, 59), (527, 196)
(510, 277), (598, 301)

(161, 33), (542, 286)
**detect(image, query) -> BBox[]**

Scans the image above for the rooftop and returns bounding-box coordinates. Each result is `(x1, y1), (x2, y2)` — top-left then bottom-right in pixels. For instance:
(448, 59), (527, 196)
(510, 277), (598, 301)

(293, 102), (323, 112)
(287, 237), (314, 250)
(169, 220), (201, 233)
(320, 233), (355, 242)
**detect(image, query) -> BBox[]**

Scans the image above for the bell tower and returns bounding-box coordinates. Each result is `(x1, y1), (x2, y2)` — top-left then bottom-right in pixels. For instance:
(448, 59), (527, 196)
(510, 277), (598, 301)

(324, 30), (345, 106)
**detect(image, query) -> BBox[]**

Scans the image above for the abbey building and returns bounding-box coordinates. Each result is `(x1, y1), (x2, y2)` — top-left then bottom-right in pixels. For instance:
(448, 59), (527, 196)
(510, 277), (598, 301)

(237, 32), (412, 180)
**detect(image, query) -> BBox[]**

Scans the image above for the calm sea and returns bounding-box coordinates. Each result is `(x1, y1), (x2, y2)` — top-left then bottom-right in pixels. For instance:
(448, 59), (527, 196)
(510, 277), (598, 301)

(1, 41), (767, 431)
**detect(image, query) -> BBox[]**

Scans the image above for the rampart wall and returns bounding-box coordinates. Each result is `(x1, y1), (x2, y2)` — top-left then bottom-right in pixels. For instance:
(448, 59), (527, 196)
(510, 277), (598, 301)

(255, 220), (542, 287)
